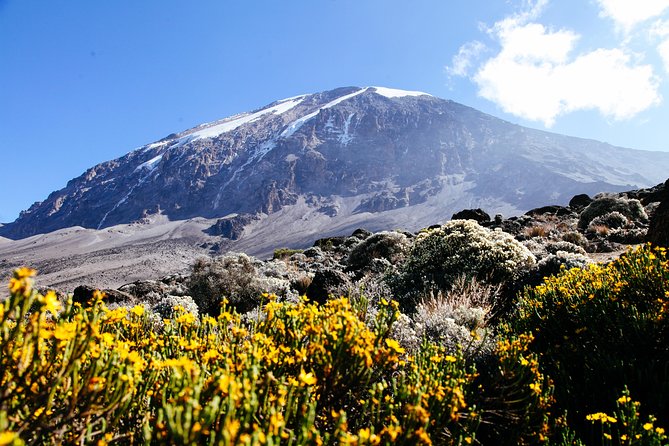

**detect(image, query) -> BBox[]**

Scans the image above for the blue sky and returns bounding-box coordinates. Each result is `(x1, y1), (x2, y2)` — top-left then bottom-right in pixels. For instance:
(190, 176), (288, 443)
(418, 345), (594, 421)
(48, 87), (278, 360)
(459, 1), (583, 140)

(2, 0), (669, 223)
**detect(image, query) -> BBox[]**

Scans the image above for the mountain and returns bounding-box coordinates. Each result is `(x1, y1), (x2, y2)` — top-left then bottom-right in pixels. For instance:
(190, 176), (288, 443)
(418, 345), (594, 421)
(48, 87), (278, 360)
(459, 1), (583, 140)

(3, 86), (669, 242)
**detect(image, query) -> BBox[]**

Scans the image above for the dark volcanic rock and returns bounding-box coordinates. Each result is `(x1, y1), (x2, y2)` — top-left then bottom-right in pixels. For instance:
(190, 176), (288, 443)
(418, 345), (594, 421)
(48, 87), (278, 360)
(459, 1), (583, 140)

(314, 236), (347, 250)
(306, 268), (352, 305)
(351, 228), (373, 239)
(206, 214), (257, 240)
(647, 179), (669, 247)
(569, 194), (593, 211)
(526, 205), (574, 217)
(355, 192), (409, 213)
(72, 285), (134, 306)
(452, 208), (491, 223)
(626, 182), (667, 205)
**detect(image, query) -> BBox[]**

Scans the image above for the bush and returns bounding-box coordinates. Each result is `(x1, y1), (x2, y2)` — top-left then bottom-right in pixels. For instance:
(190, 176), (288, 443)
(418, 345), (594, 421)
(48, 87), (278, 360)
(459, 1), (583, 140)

(578, 195), (648, 229)
(273, 247), (304, 260)
(587, 211), (630, 230)
(1, 270), (485, 445)
(188, 253), (297, 315)
(151, 294), (199, 319)
(413, 275), (498, 358)
(545, 240), (587, 256)
(346, 231), (411, 272)
(390, 220), (535, 313)
(535, 250), (590, 279)
(507, 244), (669, 435)
(561, 231), (588, 248)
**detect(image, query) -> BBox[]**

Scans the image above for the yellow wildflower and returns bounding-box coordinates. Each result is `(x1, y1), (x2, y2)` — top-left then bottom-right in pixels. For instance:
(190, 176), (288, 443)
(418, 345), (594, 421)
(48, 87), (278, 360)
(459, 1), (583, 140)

(385, 338), (406, 354)
(0, 431), (21, 446)
(40, 290), (61, 314)
(299, 369), (317, 386)
(53, 322), (77, 341)
(130, 305), (144, 316)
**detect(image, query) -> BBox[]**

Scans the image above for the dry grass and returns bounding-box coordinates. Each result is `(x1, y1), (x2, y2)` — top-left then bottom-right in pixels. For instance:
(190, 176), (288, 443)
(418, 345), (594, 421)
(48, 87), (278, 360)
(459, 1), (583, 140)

(589, 224), (610, 236)
(420, 275), (501, 321)
(524, 225), (549, 238)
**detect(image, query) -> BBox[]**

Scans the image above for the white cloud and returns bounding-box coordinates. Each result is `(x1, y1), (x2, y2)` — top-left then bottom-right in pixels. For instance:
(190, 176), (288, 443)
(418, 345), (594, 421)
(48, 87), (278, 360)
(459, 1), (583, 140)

(596, 0), (669, 31)
(451, 2), (662, 127)
(658, 38), (669, 72)
(447, 41), (486, 77)
(650, 18), (669, 36)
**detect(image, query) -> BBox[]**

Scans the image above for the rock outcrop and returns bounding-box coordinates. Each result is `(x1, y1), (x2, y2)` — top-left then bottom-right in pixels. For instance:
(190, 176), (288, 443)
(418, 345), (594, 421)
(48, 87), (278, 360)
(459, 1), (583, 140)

(647, 179), (669, 247)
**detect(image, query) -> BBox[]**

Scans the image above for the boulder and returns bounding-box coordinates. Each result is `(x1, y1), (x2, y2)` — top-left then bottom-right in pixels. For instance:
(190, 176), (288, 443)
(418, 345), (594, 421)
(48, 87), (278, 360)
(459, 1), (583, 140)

(451, 208), (490, 223)
(569, 194), (593, 211)
(306, 268), (352, 305)
(525, 205), (574, 217)
(205, 214), (257, 240)
(72, 285), (134, 306)
(646, 179), (669, 247)
(351, 228), (373, 239)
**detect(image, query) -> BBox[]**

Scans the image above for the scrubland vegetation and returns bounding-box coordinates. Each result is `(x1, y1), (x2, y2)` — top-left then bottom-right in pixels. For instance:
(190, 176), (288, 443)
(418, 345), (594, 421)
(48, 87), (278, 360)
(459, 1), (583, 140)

(1, 187), (668, 445)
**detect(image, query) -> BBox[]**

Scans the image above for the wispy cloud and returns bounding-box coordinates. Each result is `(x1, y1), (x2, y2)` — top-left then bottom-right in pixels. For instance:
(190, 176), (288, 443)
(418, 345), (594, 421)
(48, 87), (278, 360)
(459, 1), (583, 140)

(447, 41), (486, 77)
(447, 0), (664, 127)
(596, 0), (669, 32)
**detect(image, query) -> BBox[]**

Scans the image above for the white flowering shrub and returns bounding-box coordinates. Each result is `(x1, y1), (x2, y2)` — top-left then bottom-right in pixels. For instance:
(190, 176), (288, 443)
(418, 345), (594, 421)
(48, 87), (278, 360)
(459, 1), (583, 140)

(535, 250), (590, 279)
(545, 240), (587, 256)
(410, 275), (498, 358)
(388, 312), (421, 353)
(152, 294), (200, 319)
(414, 300), (494, 358)
(578, 195), (647, 229)
(587, 211), (631, 231)
(390, 220), (535, 312)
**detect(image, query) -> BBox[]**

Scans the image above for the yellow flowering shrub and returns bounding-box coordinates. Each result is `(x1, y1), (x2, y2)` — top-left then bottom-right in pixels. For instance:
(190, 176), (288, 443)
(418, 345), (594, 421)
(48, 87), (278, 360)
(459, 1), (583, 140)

(586, 388), (667, 446)
(0, 270), (480, 445)
(508, 244), (669, 437)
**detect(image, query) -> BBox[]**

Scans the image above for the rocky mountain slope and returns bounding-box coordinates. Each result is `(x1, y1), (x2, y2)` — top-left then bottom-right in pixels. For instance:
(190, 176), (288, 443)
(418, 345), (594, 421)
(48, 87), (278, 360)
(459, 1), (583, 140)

(3, 86), (669, 242)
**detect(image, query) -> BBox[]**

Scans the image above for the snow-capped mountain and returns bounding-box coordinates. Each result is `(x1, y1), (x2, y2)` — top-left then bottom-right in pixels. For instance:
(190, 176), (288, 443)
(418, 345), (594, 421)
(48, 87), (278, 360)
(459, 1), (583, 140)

(2, 86), (669, 241)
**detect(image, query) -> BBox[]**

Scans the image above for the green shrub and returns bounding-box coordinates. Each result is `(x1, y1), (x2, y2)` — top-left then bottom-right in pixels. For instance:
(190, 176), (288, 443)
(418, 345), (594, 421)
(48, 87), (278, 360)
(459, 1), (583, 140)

(507, 244), (669, 434)
(272, 247), (304, 260)
(390, 220), (535, 313)
(472, 334), (558, 445)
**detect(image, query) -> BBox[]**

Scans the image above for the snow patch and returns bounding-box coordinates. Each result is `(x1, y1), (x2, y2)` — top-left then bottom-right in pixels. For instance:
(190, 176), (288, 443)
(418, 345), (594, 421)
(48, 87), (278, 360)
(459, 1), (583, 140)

(339, 113), (356, 145)
(185, 96), (305, 142)
(281, 88), (368, 138)
(141, 141), (170, 153)
(369, 86), (431, 98)
(134, 155), (163, 172)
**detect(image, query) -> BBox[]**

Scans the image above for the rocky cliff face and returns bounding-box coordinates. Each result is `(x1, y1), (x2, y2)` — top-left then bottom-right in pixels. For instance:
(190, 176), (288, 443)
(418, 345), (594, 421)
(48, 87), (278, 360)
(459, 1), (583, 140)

(3, 86), (669, 240)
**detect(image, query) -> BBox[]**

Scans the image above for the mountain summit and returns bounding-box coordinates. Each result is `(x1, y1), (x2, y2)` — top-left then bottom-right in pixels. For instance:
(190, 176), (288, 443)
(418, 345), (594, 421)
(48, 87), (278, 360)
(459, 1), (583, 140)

(3, 86), (669, 240)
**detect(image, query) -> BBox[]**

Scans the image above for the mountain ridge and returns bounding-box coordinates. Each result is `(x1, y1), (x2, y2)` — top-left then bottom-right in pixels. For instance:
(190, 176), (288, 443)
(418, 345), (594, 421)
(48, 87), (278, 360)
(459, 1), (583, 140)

(2, 86), (669, 241)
